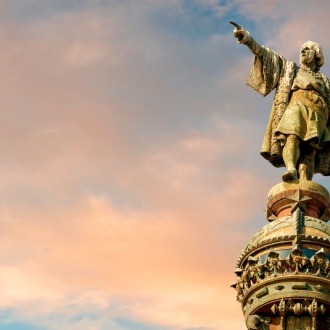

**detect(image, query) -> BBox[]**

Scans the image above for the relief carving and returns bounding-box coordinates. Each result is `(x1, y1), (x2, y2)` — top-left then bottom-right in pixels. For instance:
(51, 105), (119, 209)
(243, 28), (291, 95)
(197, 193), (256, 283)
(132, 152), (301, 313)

(232, 246), (330, 300)
(246, 315), (270, 330)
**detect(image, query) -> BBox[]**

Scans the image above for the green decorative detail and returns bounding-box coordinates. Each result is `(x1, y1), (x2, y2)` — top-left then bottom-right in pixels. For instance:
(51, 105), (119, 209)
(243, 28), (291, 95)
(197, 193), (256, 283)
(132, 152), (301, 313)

(275, 285), (284, 291)
(256, 287), (269, 298)
(315, 285), (323, 291)
(292, 282), (307, 290)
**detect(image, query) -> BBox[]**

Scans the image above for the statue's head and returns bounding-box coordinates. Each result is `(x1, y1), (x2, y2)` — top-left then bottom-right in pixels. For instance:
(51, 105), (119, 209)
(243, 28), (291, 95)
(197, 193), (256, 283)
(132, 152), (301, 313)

(300, 40), (324, 71)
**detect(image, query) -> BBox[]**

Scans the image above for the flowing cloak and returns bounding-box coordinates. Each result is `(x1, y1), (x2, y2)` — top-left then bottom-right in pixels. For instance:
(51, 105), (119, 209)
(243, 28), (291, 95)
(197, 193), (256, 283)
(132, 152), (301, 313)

(246, 42), (330, 175)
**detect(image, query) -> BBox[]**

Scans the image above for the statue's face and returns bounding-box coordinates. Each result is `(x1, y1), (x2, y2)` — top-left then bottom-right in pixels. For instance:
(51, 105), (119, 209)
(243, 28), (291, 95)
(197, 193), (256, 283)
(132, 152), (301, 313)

(293, 256), (301, 263)
(271, 258), (278, 265)
(300, 41), (316, 66)
(317, 257), (324, 265)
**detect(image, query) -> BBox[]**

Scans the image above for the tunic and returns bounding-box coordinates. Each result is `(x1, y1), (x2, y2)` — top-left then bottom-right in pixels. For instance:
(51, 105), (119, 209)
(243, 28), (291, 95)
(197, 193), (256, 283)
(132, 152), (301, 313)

(276, 68), (330, 149)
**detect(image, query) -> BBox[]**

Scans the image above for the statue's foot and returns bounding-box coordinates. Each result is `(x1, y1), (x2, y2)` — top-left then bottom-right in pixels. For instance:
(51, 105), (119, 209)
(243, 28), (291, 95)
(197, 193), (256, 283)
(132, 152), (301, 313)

(282, 169), (297, 182)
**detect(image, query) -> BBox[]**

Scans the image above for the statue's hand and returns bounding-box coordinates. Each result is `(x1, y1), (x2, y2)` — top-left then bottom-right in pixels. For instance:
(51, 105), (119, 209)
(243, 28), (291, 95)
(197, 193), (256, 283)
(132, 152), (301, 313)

(233, 28), (251, 44)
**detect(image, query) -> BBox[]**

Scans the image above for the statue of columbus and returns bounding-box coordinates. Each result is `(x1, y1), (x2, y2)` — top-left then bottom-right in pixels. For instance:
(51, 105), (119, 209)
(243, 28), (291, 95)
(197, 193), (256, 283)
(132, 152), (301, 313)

(232, 22), (330, 182)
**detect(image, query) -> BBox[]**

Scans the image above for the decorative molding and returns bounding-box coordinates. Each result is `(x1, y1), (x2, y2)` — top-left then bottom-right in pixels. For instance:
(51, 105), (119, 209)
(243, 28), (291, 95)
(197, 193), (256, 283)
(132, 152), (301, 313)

(246, 315), (270, 330)
(271, 298), (326, 330)
(292, 208), (303, 234)
(232, 246), (330, 301)
(236, 233), (330, 267)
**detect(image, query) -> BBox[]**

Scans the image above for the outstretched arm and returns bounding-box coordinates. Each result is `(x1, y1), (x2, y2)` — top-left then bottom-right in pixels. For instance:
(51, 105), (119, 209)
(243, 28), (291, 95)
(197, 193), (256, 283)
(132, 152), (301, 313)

(229, 21), (287, 98)
(231, 22), (264, 57)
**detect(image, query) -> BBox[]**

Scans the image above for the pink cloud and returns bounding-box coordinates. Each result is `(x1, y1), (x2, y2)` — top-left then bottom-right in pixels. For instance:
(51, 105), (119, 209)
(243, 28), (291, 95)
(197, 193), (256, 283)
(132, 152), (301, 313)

(2, 1), (329, 329)
(0, 193), (247, 328)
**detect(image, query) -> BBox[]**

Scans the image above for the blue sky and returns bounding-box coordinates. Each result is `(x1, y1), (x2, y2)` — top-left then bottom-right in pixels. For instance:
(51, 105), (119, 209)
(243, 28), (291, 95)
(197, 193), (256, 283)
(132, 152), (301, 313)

(0, 1), (330, 329)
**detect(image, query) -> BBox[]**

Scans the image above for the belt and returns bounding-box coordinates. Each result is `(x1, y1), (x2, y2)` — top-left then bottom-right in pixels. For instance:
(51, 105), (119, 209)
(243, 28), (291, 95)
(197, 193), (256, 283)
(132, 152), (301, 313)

(292, 89), (326, 107)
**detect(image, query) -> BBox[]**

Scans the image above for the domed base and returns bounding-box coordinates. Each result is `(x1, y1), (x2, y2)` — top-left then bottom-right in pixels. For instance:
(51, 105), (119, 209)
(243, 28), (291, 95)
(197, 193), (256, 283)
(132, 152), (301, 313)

(267, 180), (330, 221)
(233, 181), (330, 329)
(234, 210), (330, 330)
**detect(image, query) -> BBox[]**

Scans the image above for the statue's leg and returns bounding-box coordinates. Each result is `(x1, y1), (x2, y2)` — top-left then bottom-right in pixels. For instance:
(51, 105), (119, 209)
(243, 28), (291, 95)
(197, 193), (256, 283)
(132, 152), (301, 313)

(282, 134), (300, 181)
(298, 163), (308, 181)
(306, 149), (316, 180)
(298, 147), (316, 181)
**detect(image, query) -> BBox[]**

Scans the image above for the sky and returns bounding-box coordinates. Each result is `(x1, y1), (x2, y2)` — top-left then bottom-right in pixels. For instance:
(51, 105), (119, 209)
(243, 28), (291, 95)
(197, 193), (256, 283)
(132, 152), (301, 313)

(1, 1), (330, 329)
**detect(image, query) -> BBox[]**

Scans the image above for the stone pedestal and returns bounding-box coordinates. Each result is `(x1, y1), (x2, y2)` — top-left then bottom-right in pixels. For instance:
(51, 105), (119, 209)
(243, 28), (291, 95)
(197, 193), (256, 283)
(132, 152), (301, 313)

(267, 181), (330, 221)
(232, 180), (330, 330)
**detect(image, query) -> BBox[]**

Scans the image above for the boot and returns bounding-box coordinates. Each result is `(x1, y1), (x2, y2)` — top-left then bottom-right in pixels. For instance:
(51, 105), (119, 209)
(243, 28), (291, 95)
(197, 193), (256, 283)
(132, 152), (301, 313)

(282, 135), (300, 182)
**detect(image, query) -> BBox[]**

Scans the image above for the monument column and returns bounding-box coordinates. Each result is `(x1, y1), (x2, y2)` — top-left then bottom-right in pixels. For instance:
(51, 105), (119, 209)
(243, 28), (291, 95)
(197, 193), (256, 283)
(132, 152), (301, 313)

(230, 22), (330, 330)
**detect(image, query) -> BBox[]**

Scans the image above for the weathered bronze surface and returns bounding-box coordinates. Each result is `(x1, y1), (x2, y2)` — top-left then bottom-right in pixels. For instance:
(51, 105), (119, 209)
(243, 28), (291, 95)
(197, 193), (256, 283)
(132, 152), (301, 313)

(231, 22), (330, 330)
(232, 193), (330, 329)
(233, 23), (330, 182)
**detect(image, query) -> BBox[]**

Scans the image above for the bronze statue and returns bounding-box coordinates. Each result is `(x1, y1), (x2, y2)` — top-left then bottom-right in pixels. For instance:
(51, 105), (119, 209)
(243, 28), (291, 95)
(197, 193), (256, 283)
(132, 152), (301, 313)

(231, 22), (330, 182)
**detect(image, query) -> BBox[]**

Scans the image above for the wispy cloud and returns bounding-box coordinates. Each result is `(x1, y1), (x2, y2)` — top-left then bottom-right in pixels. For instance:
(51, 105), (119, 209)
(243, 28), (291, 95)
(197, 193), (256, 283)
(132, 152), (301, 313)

(0, 1), (329, 329)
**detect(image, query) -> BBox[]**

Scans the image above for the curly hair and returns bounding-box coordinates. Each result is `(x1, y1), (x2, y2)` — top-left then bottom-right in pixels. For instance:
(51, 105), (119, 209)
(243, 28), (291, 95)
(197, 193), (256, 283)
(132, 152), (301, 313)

(301, 41), (324, 71)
